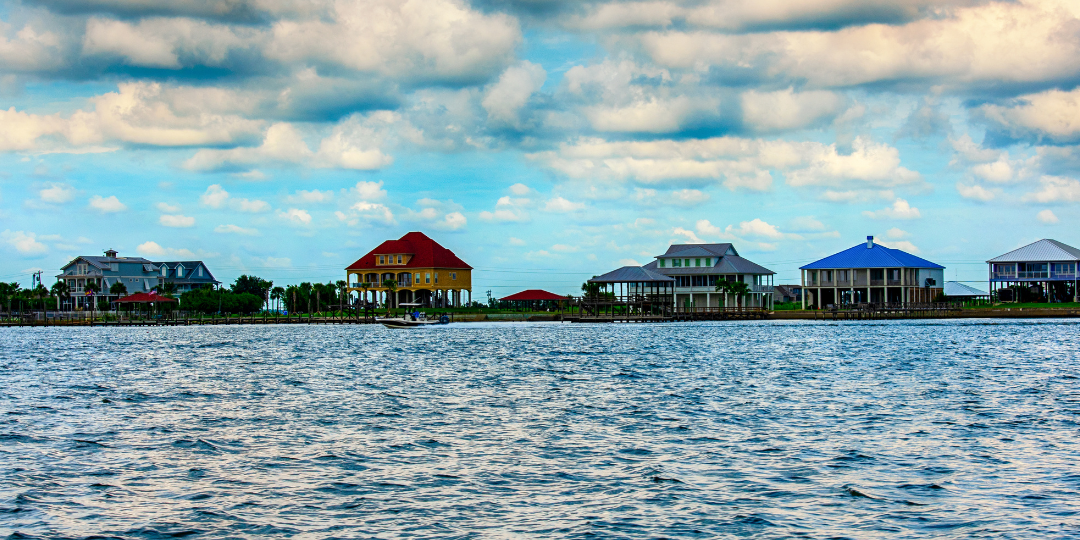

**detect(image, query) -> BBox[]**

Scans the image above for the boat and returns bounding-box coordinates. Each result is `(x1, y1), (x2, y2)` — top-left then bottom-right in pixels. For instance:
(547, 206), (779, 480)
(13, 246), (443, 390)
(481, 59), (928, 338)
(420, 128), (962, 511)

(378, 303), (451, 328)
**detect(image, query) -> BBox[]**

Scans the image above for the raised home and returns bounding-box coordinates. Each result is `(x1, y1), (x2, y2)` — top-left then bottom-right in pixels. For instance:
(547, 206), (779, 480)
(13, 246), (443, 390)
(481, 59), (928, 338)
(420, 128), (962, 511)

(345, 231), (472, 308)
(56, 250), (219, 310)
(155, 261), (220, 294)
(799, 236), (944, 308)
(641, 243), (776, 309)
(987, 239), (1080, 303)
(57, 249), (158, 309)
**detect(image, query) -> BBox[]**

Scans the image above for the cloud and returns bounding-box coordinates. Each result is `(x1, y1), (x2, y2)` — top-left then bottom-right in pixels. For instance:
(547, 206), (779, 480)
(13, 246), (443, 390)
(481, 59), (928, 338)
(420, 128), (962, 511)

(1, 230), (49, 256)
(530, 135), (918, 192)
(278, 208), (312, 225)
(725, 218), (787, 239)
(200, 184), (230, 208)
(135, 241), (212, 259)
(508, 183), (531, 196)
(285, 189), (334, 204)
(482, 61), (546, 129)
(508, 237), (526, 246)
(639, 0), (1080, 90)
(740, 87), (845, 132)
(970, 158), (1015, 183)
(156, 202), (182, 213)
(479, 195), (530, 222)
(543, 196), (585, 213)
(38, 182), (75, 203)
(879, 239), (921, 254)
(232, 198), (270, 213)
(634, 188), (711, 207)
(863, 198), (922, 220)
(886, 227), (909, 239)
(956, 182), (995, 202)
(787, 216), (827, 232)
(1037, 209), (1059, 224)
(404, 199), (467, 230)
(88, 195), (127, 213)
(671, 226), (704, 243)
(214, 224), (260, 235)
(345, 180), (388, 202)
(1022, 176), (1080, 204)
(982, 87), (1080, 144)
(159, 214), (195, 227)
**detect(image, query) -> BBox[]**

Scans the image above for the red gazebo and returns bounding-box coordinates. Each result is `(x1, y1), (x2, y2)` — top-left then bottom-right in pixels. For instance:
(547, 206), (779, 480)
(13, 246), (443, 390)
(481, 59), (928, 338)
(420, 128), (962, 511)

(116, 292), (177, 304)
(500, 289), (567, 311)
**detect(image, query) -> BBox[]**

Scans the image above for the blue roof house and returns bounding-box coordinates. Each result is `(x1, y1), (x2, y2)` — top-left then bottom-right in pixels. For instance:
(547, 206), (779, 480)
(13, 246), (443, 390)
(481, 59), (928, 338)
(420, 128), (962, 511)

(986, 239), (1080, 303)
(799, 236), (945, 308)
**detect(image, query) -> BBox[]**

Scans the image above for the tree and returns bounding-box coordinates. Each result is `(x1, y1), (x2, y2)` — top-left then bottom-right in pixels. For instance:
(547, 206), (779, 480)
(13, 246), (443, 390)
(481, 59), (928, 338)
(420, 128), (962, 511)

(270, 286), (285, 313)
(381, 278), (397, 309)
(336, 280), (348, 313)
(581, 280), (602, 299)
(180, 287), (263, 314)
(33, 284), (48, 310)
(716, 279), (751, 308)
(160, 282), (178, 297)
(232, 275), (273, 309)
(110, 281), (128, 297)
(51, 281), (70, 310)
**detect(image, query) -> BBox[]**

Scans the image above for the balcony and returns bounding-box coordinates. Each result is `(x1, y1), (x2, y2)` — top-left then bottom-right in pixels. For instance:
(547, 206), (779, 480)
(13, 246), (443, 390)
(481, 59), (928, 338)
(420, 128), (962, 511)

(1018, 271), (1049, 279)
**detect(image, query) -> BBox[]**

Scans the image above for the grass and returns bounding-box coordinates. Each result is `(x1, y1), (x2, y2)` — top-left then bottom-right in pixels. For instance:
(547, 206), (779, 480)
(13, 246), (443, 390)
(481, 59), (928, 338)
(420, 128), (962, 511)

(962, 302), (1080, 309)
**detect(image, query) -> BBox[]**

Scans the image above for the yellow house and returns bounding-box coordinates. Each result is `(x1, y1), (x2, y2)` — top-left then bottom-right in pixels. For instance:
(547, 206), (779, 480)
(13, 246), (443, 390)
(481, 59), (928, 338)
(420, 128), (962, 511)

(346, 231), (472, 307)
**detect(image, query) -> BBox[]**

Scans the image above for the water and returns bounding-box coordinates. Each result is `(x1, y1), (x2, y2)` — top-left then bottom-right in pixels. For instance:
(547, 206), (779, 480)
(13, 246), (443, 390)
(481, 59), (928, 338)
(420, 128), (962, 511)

(2, 320), (1079, 539)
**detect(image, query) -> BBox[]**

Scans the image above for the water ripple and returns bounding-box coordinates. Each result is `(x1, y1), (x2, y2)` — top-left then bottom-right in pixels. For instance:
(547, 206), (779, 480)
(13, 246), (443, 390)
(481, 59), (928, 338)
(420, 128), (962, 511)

(2, 319), (1079, 538)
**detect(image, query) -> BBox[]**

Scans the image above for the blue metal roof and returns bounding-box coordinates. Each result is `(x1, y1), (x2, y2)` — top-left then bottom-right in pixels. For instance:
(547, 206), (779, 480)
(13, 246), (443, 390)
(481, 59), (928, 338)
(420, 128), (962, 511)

(800, 239), (944, 270)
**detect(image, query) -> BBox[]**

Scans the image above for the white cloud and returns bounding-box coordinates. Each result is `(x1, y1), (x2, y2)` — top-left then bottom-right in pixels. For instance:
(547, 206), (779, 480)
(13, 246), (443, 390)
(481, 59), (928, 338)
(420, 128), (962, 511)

(508, 183), (531, 196)
(1022, 176), (1080, 204)
(1037, 209), (1059, 224)
(788, 216), (826, 232)
(863, 198), (922, 220)
(479, 195), (530, 222)
(635, 188), (710, 207)
(134, 241), (210, 259)
(879, 239), (921, 254)
(970, 158), (1014, 183)
(200, 184), (229, 208)
(1, 230), (48, 256)
(232, 198), (270, 213)
(725, 218), (786, 239)
(278, 208), (312, 225)
(671, 227), (704, 243)
(440, 211), (467, 231)
(956, 182), (996, 202)
(544, 196), (585, 213)
(482, 61), (546, 128)
(88, 195), (126, 213)
(529, 135), (918, 192)
(982, 87), (1080, 143)
(39, 182), (75, 204)
(640, 0), (1080, 89)
(214, 224), (260, 235)
(285, 189), (334, 204)
(508, 237), (526, 246)
(740, 87), (844, 132)
(159, 214), (195, 228)
(345, 180), (388, 202)
(156, 202), (182, 213)
(886, 227), (909, 239)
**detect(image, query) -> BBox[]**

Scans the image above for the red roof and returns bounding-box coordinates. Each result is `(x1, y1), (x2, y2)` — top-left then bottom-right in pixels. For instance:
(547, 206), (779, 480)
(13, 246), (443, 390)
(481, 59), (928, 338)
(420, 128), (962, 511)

(346, 231), (472, 271)
(500, 289), (567, 301)
(116, 292), (177, 303)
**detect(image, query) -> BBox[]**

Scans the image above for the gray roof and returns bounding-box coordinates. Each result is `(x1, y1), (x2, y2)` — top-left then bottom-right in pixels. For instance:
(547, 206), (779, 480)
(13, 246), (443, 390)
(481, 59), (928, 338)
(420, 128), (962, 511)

(159, 261), (219, 282)
(944, 281), (988, 297)
(65, 255), (154, 270)
(987, 239), (1080, 263)
(588, 266), (674, 283)
(643, 255), (775, 276)
(660, 243), (737, 257)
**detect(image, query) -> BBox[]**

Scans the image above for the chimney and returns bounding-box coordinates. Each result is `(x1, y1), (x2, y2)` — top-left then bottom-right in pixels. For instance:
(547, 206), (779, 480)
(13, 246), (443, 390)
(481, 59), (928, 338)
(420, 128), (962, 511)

(866, 236), (874, 249)
(104, 249), (118, 258)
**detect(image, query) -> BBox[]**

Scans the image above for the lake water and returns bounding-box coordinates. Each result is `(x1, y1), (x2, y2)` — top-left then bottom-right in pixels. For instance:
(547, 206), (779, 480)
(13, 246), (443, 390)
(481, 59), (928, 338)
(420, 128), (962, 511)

(2, 320), (1080, 539)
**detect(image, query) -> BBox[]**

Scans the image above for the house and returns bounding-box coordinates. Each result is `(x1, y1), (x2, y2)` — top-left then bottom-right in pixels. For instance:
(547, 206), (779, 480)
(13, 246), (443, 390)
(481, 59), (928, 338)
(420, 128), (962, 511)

(774, 284), (803, 304)
(56, 249), (219, 310)
(637, 242), (776, 309)
(943, 281), (989, 304)
(799, 236), (945, 308)
(345, 231), (472, 308)
(156, 261), (219, 294)
(986, 239), (1080, 303)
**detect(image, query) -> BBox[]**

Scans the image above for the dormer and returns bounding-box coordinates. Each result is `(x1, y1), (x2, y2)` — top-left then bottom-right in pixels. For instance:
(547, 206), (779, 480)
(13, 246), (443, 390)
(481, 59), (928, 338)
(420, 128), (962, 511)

(176, 263), (186, 277)
(376, 254), (412, 265)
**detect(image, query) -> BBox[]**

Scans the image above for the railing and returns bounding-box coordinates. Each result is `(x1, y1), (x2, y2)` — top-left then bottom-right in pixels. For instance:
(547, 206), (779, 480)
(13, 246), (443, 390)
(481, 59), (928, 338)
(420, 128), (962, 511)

(1018, 271), (1049, 279)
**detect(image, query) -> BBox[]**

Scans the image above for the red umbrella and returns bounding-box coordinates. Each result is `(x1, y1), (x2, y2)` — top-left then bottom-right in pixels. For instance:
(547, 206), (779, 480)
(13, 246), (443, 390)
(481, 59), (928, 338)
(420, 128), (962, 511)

(116, 292), (177, 303)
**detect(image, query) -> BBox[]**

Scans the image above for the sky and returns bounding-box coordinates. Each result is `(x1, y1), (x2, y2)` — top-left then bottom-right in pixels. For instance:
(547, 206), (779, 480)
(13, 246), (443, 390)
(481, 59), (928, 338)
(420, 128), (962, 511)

(2, 0), (1079, 296)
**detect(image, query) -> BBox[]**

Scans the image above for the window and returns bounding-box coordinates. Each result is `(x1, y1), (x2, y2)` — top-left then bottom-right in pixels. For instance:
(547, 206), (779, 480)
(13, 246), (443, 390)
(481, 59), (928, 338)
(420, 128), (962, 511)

(695, 258), (700, 267)
(684, 259), (690, 267)
(838, 270), (848, 282)
(451, 272), (457, 280)
(704, 258), (710, 266)
(161, 266), (167, 276)
(659, 259), (665, 268)
(198, 266), (204, 277)
(673, 259), (682, 267)
(379, 256), (385, 265)
(397, 255), (402, 264)
(434, 273), (439, 284)
(824, 270), (833, 282)
(415, 273), (421, 283)
(425, 273), (431, 284)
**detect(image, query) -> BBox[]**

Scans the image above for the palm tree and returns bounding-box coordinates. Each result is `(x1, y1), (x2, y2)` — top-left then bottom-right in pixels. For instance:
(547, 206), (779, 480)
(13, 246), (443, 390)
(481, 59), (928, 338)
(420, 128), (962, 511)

(0, 282), (19, 315)
(716, 279), (752, 309)
(336, 280), (347, 314)
(110, 281), (128, 297)
(160, 282), (178, 297)
(270, 286), (285, 314)
(51, 281), (70, 310)
(33, 284), (48, 310)
(382, 278), (398, 310)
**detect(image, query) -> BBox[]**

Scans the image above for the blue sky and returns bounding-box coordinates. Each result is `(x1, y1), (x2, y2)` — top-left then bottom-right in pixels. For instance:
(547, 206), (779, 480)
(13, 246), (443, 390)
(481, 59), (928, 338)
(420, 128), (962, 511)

(2, 0), (1079, 295)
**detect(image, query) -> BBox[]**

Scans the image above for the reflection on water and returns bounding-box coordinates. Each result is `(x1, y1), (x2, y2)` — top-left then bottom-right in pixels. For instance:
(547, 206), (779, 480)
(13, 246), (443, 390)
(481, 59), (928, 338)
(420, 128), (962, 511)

(2, 320), (1079, 538)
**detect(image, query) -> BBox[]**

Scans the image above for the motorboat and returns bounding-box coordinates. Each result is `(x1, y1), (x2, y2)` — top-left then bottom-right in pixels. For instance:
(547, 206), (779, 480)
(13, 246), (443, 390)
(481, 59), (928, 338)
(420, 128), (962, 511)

(378, 303), (450, 329)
